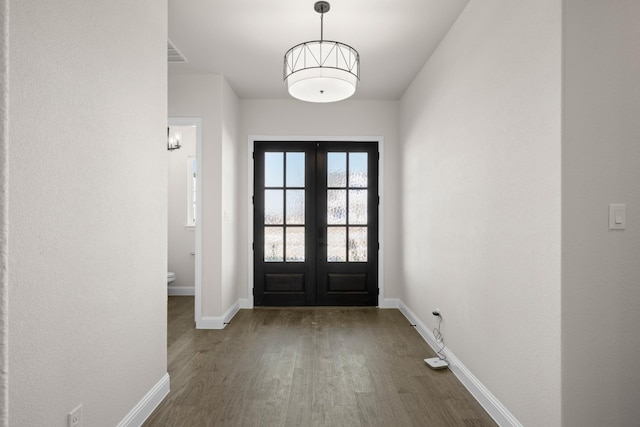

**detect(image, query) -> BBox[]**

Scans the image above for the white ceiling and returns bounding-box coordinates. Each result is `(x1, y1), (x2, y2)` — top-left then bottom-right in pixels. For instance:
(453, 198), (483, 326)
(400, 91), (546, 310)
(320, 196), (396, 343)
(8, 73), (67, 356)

(168, 0), (469, 100)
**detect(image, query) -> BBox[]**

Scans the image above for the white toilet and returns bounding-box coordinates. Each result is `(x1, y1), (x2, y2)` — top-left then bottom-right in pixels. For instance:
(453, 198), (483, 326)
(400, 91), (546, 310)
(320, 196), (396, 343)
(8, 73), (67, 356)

(167, 272), (176, 285)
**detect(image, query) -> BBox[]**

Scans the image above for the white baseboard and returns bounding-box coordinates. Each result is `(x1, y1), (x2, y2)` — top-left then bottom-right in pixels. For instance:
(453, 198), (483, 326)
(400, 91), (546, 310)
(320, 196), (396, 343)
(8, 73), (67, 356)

(238, 298), (252, 309)
(168, 286), (195, 296)
(397, 301), (522, 427)
(117, 372), (170, 427)
(379, 298), (400, 308)
(196, 299), (241, 329)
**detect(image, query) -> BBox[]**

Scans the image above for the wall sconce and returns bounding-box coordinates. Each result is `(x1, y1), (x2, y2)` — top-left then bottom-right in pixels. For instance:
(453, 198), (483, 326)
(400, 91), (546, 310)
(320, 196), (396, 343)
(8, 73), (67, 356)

(167, 127), (182, 151)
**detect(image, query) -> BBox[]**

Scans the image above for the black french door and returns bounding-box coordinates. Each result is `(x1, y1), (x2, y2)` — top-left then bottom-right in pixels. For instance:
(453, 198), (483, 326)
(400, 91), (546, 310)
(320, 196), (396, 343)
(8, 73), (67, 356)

(253, 141), (378, 306)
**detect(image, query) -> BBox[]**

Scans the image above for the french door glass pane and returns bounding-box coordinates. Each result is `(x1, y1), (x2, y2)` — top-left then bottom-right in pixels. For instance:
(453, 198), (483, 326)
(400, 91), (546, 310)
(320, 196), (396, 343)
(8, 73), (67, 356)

(264, 227), (284, 262)
(264, 190), (284, 224)
(327, 227), (347, 262)
(286, 227), (305, 262)
(327, 152), (347, 187)
(286, 190), (305, 224)
(265, 153), (284, 187)
(327, 151), (370, 263)
(264, 151), (306, 264)
(348, 189), (368, 225)
(348, 227), (368, 262)
(349, 153), (368, 187)
(286, 152), (305, 187)
(327, 189), (347, 225)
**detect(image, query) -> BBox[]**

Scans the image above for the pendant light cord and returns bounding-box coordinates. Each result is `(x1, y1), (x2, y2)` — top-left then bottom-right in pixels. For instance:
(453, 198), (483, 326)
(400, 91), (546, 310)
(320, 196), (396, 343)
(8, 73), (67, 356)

(320, 11), (324, 41)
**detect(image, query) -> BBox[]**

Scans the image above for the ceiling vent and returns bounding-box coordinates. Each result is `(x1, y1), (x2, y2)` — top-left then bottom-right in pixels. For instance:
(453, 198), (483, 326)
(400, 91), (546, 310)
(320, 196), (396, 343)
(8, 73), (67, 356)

(168, 40), (187, 63)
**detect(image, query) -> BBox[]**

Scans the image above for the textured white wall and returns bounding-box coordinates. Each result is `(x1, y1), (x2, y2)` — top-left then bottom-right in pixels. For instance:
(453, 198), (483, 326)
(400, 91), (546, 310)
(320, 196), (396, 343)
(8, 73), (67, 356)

(399, 1), (561, 425)
(221, 79), (240, 310)
(238, 99), (401, 302)
(8, 1), (167, 426)
(168, 126), (196, 289)
(562, 1), (640, 425)
(0, 0), (7, 424)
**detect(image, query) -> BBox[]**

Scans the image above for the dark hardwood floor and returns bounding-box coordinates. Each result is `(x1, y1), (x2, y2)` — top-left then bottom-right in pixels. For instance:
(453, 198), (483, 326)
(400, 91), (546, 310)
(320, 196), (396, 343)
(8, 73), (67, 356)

(144, 297), (497, 427)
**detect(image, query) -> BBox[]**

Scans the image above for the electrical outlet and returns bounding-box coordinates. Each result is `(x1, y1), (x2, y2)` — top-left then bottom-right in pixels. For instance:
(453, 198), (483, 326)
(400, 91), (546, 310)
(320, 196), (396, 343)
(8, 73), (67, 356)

(68, 405), (82, 427)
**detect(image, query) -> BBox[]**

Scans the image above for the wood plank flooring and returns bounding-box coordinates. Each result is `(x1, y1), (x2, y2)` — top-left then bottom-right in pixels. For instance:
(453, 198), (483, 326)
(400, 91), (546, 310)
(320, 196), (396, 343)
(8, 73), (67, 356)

(144, 297), (497, 427)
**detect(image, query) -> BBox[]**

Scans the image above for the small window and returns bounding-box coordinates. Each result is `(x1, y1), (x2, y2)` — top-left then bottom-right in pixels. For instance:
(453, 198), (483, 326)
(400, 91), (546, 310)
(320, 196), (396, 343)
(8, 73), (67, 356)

(187, 157), (196, 226)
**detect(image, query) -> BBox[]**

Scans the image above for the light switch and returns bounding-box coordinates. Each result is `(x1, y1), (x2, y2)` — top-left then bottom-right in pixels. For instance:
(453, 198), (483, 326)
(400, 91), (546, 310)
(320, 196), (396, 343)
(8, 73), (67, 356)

(615, 211), (623, 224)
(609, 204), (626, 230)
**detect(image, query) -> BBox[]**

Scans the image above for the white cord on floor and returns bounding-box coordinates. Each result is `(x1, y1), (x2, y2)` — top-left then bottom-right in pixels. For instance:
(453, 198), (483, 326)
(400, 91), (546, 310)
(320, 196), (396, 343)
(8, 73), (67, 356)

(433, 315), (446, 361)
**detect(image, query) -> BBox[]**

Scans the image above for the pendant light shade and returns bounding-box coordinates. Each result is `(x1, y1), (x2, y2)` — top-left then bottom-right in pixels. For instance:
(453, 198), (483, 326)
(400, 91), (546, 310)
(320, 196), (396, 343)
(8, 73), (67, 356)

(284, 1), (360, 103)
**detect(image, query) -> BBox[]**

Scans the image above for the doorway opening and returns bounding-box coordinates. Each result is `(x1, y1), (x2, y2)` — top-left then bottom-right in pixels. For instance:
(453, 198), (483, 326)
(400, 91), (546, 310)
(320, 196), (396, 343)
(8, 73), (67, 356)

(253, 140), (379, 306)
(168, 118), (201, 321)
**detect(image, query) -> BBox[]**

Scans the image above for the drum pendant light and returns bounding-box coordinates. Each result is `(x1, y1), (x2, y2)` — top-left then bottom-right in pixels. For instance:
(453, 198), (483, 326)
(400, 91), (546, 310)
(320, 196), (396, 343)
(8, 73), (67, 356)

(283, 1), (360, 103)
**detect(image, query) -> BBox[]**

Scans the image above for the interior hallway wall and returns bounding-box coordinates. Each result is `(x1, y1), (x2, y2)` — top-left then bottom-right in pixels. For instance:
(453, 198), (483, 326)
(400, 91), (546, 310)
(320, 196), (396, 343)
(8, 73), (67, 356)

(168, 74), (240, 320)
(8, 1), (168, 425)
(0, 0), (7, 423)
(399, 0), (561, 425)
(221, 79), (241, 310)
(169, 74), (223, 317)
(238, 99), (401, 304)
(562, 1), (640, 425)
